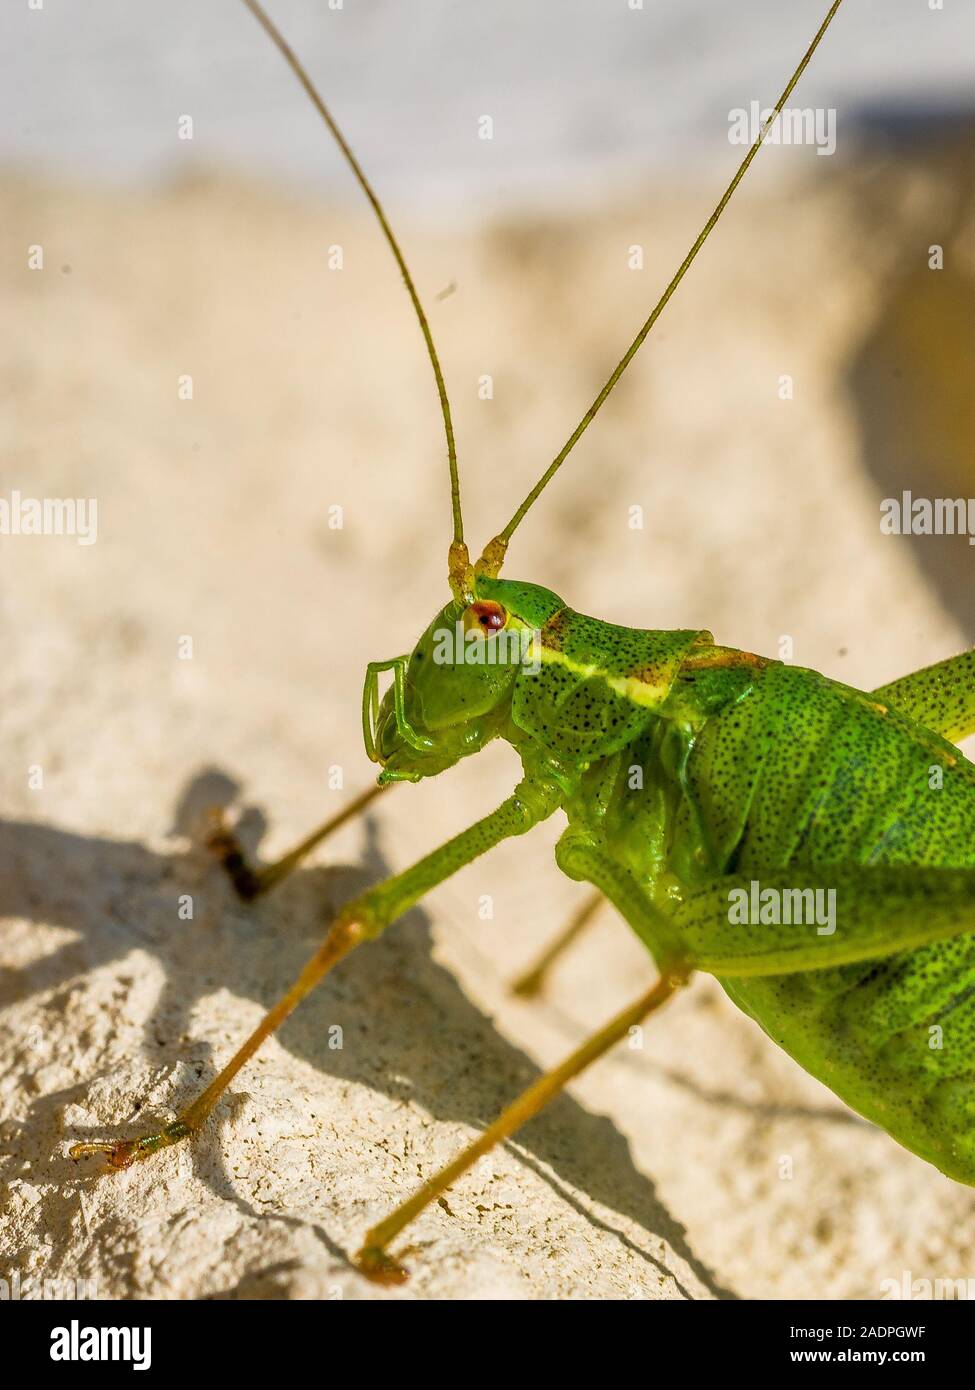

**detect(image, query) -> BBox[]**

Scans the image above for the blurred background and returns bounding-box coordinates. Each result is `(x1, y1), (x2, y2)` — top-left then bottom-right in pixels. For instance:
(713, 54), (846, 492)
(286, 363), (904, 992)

(5, 0), (975, 202)
(3, 0), (975, 1301)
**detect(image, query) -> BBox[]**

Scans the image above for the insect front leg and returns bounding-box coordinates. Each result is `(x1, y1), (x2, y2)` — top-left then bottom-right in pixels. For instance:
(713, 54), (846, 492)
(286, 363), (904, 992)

(68, 776), (562, 1171)
(207, 781), (389, 900)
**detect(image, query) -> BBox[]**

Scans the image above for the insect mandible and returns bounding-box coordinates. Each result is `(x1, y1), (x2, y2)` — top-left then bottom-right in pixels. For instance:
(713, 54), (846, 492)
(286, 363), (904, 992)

(70, 0), (975, 1286)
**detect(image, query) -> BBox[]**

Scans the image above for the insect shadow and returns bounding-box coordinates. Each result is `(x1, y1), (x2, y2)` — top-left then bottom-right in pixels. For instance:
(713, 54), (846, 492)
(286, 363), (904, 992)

(0, 766), (854, 1300)
(846, 115), (975, 642)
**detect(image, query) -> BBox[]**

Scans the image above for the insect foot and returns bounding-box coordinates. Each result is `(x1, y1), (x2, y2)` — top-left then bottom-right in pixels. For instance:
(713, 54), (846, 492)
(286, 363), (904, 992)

(68, 914), (367, 1174)
(69, 1120), (192, 1170)
(354, 1245), (411, 1287)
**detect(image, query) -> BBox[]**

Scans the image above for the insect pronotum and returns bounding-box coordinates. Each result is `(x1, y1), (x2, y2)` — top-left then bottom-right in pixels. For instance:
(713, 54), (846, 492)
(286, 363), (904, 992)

(69, 0), (975, 1286)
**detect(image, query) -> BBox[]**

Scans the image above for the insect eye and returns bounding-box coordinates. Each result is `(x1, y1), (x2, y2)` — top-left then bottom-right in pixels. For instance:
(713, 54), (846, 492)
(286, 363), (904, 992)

(463, 600), (507, 635)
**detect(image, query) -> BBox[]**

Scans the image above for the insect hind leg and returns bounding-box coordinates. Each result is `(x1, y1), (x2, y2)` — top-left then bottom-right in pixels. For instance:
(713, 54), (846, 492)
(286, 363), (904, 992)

(872, 648), (975, 744)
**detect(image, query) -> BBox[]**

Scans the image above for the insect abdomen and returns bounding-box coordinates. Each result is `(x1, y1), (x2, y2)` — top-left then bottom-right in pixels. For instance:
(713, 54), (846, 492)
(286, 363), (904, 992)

(722, 937), (975, 1183)
(692, 665), (975, 1183)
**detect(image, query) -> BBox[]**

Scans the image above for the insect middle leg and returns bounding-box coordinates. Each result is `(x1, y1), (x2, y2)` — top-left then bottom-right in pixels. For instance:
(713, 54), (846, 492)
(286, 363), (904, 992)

(357, 855), (975, 1279)
(207, 781), (388, 900)
(354, 834), (692, 1277)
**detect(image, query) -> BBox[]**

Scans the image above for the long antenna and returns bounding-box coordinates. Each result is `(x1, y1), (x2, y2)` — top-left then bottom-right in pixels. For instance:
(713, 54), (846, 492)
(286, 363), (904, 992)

(482, 0), (846, 572)
(240, 0), (467, 565)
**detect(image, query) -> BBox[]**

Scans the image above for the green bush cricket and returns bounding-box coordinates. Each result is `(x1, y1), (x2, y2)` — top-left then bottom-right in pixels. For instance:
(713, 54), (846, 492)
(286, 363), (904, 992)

(69, 0), (975, 1287)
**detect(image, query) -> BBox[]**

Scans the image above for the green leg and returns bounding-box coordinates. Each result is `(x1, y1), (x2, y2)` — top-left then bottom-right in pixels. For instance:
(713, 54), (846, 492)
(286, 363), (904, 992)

(872, 649), (975, 744)
(356, 971), (682, 1284)
(357, 852), (975, 1281)
(69, 776), (562, 1170)
(553, 832), (975, 982)
(554, 832), (688, 976)
(674, 864), (975, 977)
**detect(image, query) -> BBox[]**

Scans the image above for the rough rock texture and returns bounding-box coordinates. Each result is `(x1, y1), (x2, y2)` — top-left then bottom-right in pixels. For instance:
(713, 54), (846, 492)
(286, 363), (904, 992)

(2, 165), (975, 1300)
